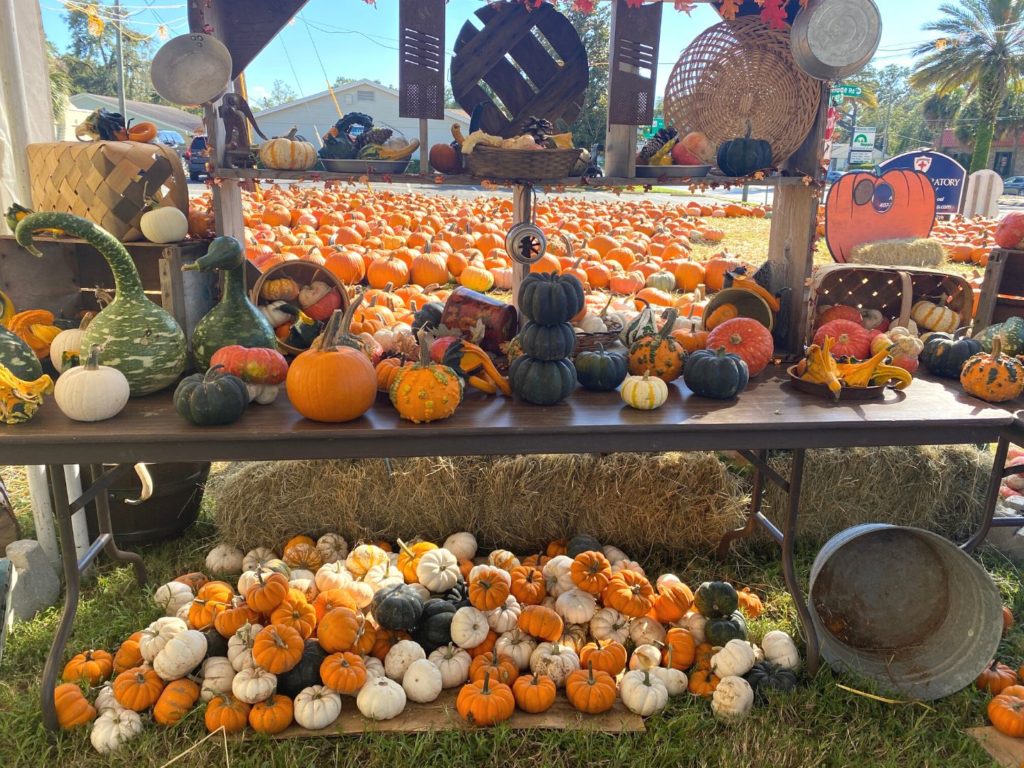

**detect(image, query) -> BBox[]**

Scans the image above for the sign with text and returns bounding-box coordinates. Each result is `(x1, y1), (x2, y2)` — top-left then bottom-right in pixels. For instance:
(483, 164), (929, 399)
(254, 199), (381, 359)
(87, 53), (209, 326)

(832, 84), (863, 98)
(849, 150), (874, 164)
(852, 127), (876, 149)
(879, 150), (967, 215)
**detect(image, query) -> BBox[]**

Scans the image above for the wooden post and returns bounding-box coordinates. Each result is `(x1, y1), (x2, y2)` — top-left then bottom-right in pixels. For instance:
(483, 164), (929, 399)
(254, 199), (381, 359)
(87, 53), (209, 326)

(419, 118), (429, 176)
(766, 83), (830, 353)
(511, 184), (533, 314)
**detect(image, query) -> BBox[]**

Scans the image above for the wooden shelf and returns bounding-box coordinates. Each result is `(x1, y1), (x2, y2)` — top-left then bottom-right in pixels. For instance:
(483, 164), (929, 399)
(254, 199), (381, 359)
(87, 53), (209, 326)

(213, 167), (811, 189)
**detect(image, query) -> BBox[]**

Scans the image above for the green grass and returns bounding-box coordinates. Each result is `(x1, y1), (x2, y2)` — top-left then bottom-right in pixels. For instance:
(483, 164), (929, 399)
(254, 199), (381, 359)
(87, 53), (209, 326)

(0, 463), (1021, 767)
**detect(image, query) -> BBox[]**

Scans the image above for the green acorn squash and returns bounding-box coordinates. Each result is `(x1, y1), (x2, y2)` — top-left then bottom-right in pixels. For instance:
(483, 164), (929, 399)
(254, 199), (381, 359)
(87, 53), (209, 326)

(411, 302), (445, 336)
(509, 355), (576, 405)
(518, 272), (584, 326)
(173, 366), (249, 426)
(276, 640), (327, 697)
(519, 322), (576, 361)
(15, 212), (186, 396)
(413, 599), (457, 653)
(371, 584), (424, 631)
(683, 346), (749, 399)
(745, 661), (797, 695)
(705, 611), (748, 646)
(575, 345), (627, 392)
(567, 534), (602, 558)
(184, 237), (277, 369)
(920, 332), (982, 379)
(694, 581), (739, 618)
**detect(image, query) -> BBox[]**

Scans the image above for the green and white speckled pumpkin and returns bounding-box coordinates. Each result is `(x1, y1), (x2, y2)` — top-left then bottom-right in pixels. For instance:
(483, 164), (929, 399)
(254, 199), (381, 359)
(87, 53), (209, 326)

(183, 237), (277, 369)
(16, 212), (186, 396)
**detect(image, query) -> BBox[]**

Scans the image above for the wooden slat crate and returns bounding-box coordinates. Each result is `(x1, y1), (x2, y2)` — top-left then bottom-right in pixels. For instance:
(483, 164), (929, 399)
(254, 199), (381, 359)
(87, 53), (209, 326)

(608, 0), (662, 127)
(975, 249), (1024, 330)
(0, 236), (216, 338)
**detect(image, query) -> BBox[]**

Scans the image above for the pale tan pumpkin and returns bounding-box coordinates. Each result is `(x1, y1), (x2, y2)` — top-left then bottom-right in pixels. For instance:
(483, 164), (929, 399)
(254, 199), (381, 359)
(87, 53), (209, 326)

(259, 128), (317, 170)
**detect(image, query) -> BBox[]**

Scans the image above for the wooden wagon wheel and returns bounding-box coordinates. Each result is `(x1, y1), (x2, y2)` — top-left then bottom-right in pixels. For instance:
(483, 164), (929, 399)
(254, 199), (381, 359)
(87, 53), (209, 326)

(451, 1), (589, 138)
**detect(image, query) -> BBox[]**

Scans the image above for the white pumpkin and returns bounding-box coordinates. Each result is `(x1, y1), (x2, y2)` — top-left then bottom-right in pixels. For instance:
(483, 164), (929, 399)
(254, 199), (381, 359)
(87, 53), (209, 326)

(90, 708), (143, 754)
(242, 547), (277, 571)
(140, 205), (189, 244)
(384, 639), (426, 681)
(402, 658), (443, 703)
(232, 666), (277, 704)
(237, 567), (272, 597)
(529, 642), (580, 687)
(200, 656), (235, 702)
(48, 325), (88, 374)
(227, 623), (262, 672)
(356, 676), (406, 720)
(651, 666), (688, 696)
(629, 616), (667, 647)
(761, 630), (801, 671)
(138, 616), (187, 662)
(316, 533), (349, 564)
(656, 573), (682, 589)
(153, 581), (193, 616)
(611, 559), (646, 576)
(619, 669), (668, 716)
(450, 606), (490, 649)
(621, 373), (669, 411)
(289, 578), (318, 603)
(428, 644), (471, 688)
(362, 655), (385, 680)
(486, 595), (522, 634)
(602, 545), (629, 565)
(542, 556), (576, 597)
(629, 643), (662, 671)
(578, 312), (607, 333)
(94, 684), (123, 714)
(711, 675), (754, 721)
(443, 532), (477, 562)
(289, 568), (315, 583)
(293, 685), (342, 730)
(910, 299), (959, 333)
(54, 346), (130, 421)
(415, 548), (460, 593)
(675, 610), (707, 644)
(590, 607), (630, 645)
(495, 628), (536, 671)
(315, 561), (353, 593)
(175, 601), (193, 622)
(205, 544), (244, 575)
(346, 544), (389, 577)
(711, 639), (756, 678)
(487, 549), (521, 570)
(555, 588), (598, 624)
(153, 629), (207, 681)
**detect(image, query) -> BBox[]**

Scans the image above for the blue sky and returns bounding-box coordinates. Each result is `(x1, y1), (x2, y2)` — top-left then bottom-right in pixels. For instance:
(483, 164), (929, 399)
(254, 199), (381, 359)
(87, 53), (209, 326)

(41, 0), (940, 105)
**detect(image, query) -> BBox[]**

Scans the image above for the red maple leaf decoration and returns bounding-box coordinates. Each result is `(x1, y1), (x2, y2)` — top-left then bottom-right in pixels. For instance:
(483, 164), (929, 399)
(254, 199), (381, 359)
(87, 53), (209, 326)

(573, 0), (596, 12)
(674, 1), (697, 12)
(718, 0), (740, 20)
(760, 0), (789, 29)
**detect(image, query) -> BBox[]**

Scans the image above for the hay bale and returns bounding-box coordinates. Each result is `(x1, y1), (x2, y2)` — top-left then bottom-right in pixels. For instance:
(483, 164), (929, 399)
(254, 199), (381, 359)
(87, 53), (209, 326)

(849, 238), (944, 267)
(762, 445), (990, 542)
(207, 453), (749, 556)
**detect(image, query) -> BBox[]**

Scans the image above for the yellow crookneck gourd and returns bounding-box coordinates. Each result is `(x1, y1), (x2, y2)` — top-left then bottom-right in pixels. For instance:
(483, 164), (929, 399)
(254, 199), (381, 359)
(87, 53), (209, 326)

(0, 363), (53, 424)
(798, 338), (842, 399)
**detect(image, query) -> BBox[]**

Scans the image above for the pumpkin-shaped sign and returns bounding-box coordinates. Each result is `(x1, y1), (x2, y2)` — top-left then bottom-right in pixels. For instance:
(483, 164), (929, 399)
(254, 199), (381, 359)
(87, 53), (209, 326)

(825, 170), (936, 263)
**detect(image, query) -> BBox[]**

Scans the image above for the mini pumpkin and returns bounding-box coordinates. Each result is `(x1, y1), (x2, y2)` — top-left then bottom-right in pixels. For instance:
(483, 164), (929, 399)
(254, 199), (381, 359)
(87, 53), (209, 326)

(960, 338), (1024, 403)
(628, 309), (685, 382)
(565, 661), (617, 714)
(55, 683), (97, 729)
(457, 671), (516, 726)
(512, 673), (557, 713)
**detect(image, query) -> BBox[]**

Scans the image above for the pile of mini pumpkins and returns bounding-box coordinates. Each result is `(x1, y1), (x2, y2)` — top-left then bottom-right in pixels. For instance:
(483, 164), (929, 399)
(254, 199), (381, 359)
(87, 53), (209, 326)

(55, 533), (801, 752)
(975, 607), (1024, 739)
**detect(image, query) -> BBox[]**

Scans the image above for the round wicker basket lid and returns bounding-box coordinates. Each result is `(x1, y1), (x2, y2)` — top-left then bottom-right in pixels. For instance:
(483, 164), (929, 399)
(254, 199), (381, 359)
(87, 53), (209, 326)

(662, 17), (822, 166)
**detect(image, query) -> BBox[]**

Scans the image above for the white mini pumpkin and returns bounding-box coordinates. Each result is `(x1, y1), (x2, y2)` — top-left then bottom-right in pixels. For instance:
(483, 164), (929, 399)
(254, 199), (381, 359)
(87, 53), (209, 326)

(384, 639), (426, 682)
(710, 639), (756, 678)
(468, 563), (512, 586)
(590, 607), (630, 645)
(242, 547), (278, 571)
(621, 372), (669, 410)
(227, 623), (262, 672)
(495, 628), (536, 671)
(153, 581), (193, 616)
(231, 666), (277, 704)
(153, 629), (207, 681)
(555, 588), (598, 624)
(487, 594), (522, 634)
(675, 610), (706, 644)
(54, 346), (130, 422)
(140, 205), (189, 244)
(629, 643), (662, 671)
(487, 549), (521, 571)
(542, 556), (576, 597)
(416, 548), (460, 593)
(48, 324), (88, 374)
(450, 606), (490, 649)
(443, 532), (477, 562)
(611, 559), (646, 576)
(602, 545), (629, 565)
(94, 684), (123, 714)
(629, 616), (666, 647)
(651, 666), (688, 696)
(316, 533), (349, 564)
(428, 644), (471, 688)
(356, 676), (406, 720)
(362, 655), (385, 680)
(90, 708), (143, 754)
(200, 656), (235, 702)
(315, 561), (353, 593)
(619, 669), (668, 716)
(529, 642), (580, 687)
(176, 601), (193, 622)
(711, 675), (754, 721)
(402, 658), (443, 703)
(761, 630), (800, 671)
(294, 685), (342, 730)
(138, 616), (187, 662)
(205, 544), (244, 575)
(289, 578), (318, 603)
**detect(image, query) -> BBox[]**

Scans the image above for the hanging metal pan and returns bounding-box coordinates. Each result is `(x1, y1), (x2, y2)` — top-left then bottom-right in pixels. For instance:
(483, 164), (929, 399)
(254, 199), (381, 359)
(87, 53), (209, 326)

(790, 0), (881, 81)
(151, 34), (233, 107)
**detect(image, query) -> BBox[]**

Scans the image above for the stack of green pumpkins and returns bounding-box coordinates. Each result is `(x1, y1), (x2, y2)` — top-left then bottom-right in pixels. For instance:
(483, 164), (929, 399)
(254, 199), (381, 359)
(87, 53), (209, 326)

(509, 272), (584, 405)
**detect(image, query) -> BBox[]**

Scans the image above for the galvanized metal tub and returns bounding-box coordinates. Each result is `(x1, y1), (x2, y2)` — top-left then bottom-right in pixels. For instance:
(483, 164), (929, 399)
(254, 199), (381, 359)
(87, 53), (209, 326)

(808, 524), (1001, 700)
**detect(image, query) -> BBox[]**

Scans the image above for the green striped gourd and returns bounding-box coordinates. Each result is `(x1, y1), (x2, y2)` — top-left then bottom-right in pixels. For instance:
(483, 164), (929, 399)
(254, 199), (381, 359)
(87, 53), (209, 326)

(15, 212), (186, 396)
(183, 236), (277, 369)
(0, 327), (42, 381)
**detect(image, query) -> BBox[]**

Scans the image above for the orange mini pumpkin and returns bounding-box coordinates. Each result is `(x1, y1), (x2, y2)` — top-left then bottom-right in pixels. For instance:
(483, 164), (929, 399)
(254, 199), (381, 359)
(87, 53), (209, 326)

(512, 673), (557, 714)
(517, 605), (563, 642)
(456, 671), (515, 726)
(602, 570), (655, 618)
(62, 649), (113, 685)
(468, 566), (510, 611)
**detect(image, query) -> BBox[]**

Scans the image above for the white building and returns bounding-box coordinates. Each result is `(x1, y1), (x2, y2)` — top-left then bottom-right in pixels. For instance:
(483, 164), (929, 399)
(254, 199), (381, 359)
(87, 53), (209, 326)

(252, 80), (470, 162)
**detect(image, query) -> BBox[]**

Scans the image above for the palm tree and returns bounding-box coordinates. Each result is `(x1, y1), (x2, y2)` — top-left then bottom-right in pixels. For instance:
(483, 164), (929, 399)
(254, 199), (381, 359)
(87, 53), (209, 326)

(911, 0), (1024, 172)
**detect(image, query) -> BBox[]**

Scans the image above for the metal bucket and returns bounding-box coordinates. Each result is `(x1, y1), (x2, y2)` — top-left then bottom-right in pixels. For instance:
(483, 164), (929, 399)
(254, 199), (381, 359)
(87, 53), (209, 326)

(808, 524), (1001, 700)
(790, 0), (881, 81)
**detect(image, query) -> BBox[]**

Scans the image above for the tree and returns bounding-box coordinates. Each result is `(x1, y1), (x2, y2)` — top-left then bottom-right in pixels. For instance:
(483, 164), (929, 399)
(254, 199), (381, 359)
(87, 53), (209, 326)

(47, 41), (72, 124)
(562, 2), (610, 150)
(254, 80), (299, 111)
(911, 0), (1024, 172)
(58, 9), (156, 103)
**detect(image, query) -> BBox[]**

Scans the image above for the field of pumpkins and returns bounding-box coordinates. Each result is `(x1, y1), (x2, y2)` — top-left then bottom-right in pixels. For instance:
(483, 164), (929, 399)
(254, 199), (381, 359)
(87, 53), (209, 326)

(54, 532), (802, 751)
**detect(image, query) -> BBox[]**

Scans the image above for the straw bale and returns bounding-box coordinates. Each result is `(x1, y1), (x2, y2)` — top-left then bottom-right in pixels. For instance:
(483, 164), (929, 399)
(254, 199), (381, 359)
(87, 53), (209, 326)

(848, 238), (945, 268)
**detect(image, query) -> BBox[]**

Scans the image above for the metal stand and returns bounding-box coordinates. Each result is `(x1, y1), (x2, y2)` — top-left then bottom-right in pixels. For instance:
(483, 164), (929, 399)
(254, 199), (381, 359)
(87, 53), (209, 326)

(963, 427), (1024, 553)
(40, 464), (146, 732)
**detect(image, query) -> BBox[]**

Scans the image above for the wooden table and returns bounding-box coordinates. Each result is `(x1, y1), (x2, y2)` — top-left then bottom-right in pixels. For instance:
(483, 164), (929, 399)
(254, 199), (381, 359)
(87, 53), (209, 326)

(4, 369), (1018, 731)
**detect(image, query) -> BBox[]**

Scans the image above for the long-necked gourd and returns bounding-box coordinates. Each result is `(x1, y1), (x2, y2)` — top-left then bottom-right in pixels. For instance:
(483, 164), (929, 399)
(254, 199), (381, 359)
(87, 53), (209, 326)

(182, 236), (276, 369)
(0, 290), (42, 380)
(15, 212), (186, 396)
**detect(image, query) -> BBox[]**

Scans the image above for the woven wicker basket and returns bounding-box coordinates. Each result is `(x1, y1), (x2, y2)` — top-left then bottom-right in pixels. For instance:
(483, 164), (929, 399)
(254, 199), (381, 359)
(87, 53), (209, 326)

(251, 261), (349, 356)
(574, 322), (624, 355)
(662, 17), (821, 166)
(465, 146), (582, 180)
(806, 264), (973, 346)
(26, 141), (188, 242)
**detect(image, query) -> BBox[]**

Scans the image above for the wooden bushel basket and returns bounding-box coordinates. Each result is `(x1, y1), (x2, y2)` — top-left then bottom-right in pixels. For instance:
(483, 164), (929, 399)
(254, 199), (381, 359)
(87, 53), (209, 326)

(26, 141), (188, 242)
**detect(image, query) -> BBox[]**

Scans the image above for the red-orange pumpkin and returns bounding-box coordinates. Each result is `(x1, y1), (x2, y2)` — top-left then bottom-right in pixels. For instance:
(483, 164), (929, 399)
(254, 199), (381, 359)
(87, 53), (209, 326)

(705, 318), (774, 376)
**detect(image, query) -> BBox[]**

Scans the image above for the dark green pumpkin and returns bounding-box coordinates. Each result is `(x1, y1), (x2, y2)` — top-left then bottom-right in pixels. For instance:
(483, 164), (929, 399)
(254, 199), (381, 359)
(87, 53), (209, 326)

(370, 583), (424, 631)
(575, 345), (628, 391)
(745, 661), (798, 695)
(412, 302), (445, 336)
(202, 627), (228, 659)
(276, 640), (327, 697)
(920, 332), (983, 379)
(684, 346), (749, 399)
(705, 610), (748, 646)
(716, 123), (773, 178)
(974, 316), (1024, 356)
(173, 366), (249, 426)
(0, 326), (43, 380)
(567, 534), (602, 558)
(519, 322), (576, 361)
(518, 273), (585, 325)
(509, 355), (576, 405)
(413, 599), (457, 652)
(443, 581), (471, 608)
(694, 581), (739, 618)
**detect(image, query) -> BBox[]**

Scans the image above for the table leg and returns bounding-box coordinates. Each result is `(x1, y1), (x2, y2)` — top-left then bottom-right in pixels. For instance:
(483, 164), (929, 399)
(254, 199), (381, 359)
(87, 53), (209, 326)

(715, 450), (767, 559)
(88, 465), (146, 586)
(780, 449), (820, 676)
(40, 464), (79, 732)
(962, 436), (1012, 554)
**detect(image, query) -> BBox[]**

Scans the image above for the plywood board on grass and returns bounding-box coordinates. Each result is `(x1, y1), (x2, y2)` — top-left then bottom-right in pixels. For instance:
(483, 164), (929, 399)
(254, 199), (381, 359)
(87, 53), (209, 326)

(967, 726), (1024, 768)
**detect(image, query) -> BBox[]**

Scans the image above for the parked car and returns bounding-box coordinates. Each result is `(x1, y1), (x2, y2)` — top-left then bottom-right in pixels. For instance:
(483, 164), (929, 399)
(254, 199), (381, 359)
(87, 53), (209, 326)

(1003, 176), (1024, 195)
(155, 130), (186, 157)
(185, 135), (209, 181)
(825, 169), (844, 184)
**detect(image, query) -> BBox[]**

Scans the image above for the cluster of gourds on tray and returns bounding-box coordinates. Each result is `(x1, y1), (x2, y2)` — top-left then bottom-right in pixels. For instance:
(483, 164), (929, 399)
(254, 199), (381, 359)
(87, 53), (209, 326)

(54, 531), (803, 752)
